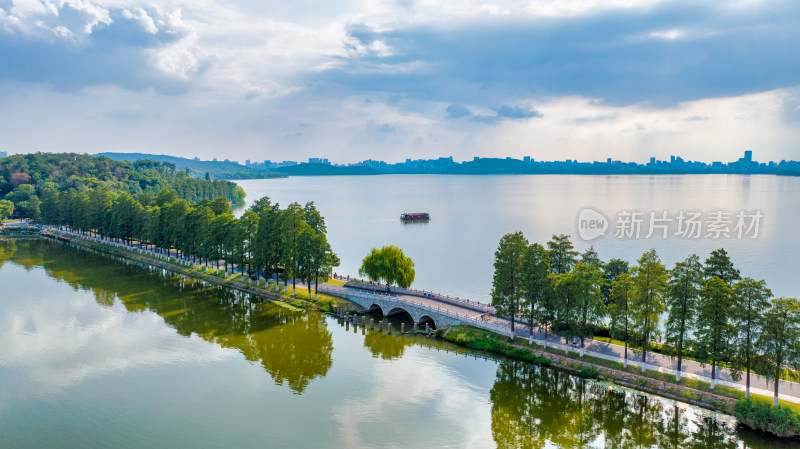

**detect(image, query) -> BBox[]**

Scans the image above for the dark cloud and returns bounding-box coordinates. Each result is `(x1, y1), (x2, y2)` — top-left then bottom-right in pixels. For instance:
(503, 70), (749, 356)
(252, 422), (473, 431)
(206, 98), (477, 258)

(319, 1), (800, 107)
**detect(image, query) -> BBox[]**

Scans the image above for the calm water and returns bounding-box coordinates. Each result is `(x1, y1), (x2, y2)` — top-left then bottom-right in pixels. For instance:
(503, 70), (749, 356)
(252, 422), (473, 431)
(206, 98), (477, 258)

(236, 175), (800, 301)
(0, 239), (788, 448)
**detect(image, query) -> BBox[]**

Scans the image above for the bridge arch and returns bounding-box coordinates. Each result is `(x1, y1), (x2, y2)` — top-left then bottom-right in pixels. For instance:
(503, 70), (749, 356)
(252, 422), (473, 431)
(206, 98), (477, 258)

(386, 307), (412, 318)
(418, 315), (437, 330)
(367, 303), (385, 315)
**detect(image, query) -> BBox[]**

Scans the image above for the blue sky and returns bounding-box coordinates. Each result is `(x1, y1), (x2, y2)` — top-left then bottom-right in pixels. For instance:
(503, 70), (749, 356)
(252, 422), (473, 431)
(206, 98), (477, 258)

(0, 0), (798, 163)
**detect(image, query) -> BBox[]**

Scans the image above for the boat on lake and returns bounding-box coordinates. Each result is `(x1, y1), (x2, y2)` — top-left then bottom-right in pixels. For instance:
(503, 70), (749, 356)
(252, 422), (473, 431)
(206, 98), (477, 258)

(400, 212), (431, 222)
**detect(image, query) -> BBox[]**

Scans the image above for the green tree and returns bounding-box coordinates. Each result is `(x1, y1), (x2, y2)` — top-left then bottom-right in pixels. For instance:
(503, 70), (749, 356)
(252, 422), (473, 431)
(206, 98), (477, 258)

(609, 273), (634, 367)
(546, 234), (577, 275)
(704, 248), (740, 286)
(252, 198), (282, 284)
(38, 186), (60, 224)
(556, 262), (605, 354)
(281, 202), (306, 295)
(0, 199), (13, 221)
(359, 245), (415, 291)
(757, 297), (800, 406)
(601, 258), (629, 306)
(696, 277), (736, 389)
(491, 232), (529, 333)
(630, 249), (668, 371)
(733, 278), (772, 399)
(665, 254), (703, 381)
(520, 243), (552, 340)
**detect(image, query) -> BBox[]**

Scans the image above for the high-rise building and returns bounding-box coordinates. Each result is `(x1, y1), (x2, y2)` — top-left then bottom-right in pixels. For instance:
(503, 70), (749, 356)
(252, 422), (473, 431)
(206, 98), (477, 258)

(0, 151), (7, 158)
(744, 150), (753, 162)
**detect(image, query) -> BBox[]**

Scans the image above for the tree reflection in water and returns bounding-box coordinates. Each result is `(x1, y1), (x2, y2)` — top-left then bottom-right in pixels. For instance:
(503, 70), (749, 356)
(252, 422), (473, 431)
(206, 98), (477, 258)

(489, 360), (744, 449)
(6, 239), (333, 394)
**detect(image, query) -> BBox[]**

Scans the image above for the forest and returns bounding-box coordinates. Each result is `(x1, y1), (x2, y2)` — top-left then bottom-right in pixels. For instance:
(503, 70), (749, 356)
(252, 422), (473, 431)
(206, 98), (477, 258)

(0, 153), (246, 219)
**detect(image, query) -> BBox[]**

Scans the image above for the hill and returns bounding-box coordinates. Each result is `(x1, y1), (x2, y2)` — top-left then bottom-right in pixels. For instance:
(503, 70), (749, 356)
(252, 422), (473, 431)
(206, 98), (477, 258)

(0, 153), (246, 219)
(96, 152), (286, 180)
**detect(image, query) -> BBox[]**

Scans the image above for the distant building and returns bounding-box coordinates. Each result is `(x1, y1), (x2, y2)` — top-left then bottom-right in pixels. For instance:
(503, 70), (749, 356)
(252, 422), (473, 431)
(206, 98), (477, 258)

(524, 156), (531, 163)
(744, 150), (753, 163)
(607, 158), (612, 164)
(308, 157), (330, 165)
(0, 151), (7, 158)
(649, 157), (656, 166)
(245, 159), (251, 166)
(193, 157), (200, 161)
(474, 156), (480, 162)
(212, 158), (218, 162)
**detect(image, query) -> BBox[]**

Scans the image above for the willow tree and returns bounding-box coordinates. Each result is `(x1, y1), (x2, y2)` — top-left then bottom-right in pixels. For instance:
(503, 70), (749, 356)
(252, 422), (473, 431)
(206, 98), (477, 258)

(665, 254), (703, 381)
(733, 278), (772, 399)
(491, 232), (528, 333)
(359, 245), (415, 292)
(630, 249), (668, 372)
(757, 297), (800, 406)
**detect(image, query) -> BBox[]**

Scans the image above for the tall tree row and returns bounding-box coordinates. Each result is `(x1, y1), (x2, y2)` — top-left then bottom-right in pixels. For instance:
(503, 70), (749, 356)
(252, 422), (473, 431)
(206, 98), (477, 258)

(490, 232), (800, 405)
(38, 188), (338, 294)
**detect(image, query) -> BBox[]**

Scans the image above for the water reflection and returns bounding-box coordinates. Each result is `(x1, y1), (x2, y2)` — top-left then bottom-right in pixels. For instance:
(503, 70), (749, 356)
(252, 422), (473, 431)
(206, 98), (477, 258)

(1, 239), (333, 394)
(489, 360), (787, 449)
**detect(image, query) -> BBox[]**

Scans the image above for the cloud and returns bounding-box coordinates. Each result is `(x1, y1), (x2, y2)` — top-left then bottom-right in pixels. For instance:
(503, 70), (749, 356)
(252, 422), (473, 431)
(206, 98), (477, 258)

(495, 103), (543, 119)
(470, 103), (543, 123)
(683, 115), (709, 121)
(445, 103), (472, 118)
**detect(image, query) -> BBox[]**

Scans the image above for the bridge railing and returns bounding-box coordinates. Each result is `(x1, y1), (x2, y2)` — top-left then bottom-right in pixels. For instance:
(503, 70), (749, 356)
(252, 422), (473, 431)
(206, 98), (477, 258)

(341, 280), (493, 313)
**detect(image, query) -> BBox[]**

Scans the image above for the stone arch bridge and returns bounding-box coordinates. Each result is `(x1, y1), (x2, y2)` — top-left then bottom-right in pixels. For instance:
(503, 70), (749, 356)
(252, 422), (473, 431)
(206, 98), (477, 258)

(317, 284), (509, 335)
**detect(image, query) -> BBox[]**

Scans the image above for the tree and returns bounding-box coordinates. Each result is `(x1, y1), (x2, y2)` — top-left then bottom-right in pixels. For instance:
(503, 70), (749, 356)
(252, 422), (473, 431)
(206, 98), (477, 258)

(359, 245), (415, 291)
(609, 273), (634, 367)
(696, 277), (736, 389)
(546, 234), (577, 275)
(0, 199), (13, 221)
(704, 248), (740, 286)
(665, 254), (703, 381)
(601, 258), (629, 306)
(757, 297), (800, 406)
(520, 243), (551, 340)
(252, 199), (282, 284)
(630, 249), (668, 372)
(556, 262), (605, 355)
(491, 232), (529, 333)
(281, 202), (306, 295)
(733, 278), (772, 399)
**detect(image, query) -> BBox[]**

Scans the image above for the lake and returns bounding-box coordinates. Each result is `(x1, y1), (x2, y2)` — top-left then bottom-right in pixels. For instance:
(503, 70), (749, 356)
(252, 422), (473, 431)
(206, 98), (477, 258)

(0, 238), (789, 448)
(236, 174), (800, 301)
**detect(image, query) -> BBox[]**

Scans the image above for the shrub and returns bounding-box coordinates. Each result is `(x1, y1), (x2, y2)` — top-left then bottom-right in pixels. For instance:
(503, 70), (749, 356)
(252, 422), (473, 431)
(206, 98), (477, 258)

(578, 365), (600, 379)
(733, 400), (800, 439)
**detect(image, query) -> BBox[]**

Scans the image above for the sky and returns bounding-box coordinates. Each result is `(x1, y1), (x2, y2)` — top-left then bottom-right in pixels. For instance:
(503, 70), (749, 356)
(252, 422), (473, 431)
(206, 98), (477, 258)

(0, 0), (798, 164)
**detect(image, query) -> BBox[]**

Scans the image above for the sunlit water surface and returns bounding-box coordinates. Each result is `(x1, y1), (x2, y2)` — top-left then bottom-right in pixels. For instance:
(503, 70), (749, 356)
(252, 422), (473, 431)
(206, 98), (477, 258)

(0, 239), (790, 448)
